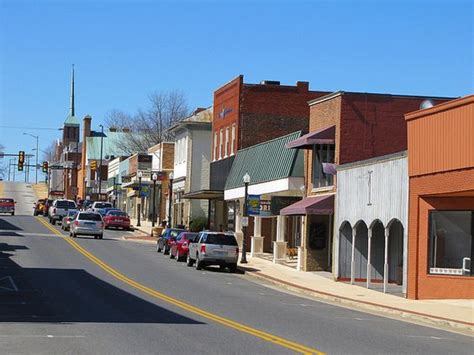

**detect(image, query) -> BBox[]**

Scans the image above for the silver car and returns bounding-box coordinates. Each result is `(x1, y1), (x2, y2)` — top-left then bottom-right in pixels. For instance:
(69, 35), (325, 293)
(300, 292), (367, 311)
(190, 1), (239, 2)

(70, 212), (104, 239)
(187, 232), (239, 272)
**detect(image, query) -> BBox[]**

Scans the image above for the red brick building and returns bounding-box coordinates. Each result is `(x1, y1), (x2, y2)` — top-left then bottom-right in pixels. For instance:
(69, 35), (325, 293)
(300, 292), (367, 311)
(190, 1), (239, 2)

(204, 76), (329, 233)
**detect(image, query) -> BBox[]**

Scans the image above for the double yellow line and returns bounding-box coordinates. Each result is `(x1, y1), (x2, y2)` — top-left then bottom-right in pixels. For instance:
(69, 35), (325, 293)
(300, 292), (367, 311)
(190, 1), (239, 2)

(35, 217), (324, 354)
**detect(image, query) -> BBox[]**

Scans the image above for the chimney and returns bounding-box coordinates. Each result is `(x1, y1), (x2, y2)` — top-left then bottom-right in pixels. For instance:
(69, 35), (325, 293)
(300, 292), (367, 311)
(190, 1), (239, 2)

(109, 127), (117, 132)
(296, 81), (309, 92)
(81, 115), (92, 176)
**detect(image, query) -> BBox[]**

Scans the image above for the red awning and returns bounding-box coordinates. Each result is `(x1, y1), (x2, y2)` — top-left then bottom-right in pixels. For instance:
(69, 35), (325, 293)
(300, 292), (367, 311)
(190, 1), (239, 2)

(280, 195), (334, 215)
(285, 125), (335, 149)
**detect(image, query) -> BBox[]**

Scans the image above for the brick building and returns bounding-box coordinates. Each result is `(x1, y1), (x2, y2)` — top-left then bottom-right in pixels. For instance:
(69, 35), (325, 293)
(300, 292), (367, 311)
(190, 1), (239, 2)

(207, 75), (329, 236)
(283, 91), (452, 272)
(405, 95), (474, 299)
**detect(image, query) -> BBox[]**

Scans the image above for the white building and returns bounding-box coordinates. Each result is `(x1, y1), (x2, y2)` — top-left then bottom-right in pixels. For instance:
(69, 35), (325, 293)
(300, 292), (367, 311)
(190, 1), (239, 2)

(167, 107), (212, 228)
(335, 152), (408, 295)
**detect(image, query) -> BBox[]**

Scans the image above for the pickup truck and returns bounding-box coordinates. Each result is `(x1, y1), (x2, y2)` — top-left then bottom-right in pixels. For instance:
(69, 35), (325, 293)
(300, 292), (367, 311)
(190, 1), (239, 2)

(186, 231), (239, 272)
(0, 198), (15, 215)
(49, 199), (78, 225)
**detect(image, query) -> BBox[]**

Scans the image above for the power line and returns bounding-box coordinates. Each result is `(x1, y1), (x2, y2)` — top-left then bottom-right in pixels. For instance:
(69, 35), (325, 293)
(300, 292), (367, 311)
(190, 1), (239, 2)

(0, 125), (62, 131)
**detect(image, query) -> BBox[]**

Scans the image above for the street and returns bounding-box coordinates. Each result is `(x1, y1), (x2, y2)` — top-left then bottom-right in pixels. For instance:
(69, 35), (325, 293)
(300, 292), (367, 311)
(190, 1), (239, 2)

(0, 182), (471, 354)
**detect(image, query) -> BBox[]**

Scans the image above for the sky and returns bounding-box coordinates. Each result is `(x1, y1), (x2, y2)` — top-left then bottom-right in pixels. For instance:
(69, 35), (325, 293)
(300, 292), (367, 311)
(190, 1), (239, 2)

(0, 0), (473, 180)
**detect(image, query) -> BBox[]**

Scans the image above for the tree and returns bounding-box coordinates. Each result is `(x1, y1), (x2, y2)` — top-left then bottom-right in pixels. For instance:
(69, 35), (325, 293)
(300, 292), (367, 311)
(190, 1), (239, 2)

(104, 90), (189, 154)
(43, 140), (58, 163)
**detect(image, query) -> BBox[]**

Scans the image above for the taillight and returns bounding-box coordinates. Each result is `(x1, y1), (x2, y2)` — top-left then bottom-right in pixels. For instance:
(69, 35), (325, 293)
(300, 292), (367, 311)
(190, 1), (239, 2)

(182, 242), (188, 247)
(73, 221), (79, 226)
(200, 245), (206, 253)
(236, 247), (239, 254)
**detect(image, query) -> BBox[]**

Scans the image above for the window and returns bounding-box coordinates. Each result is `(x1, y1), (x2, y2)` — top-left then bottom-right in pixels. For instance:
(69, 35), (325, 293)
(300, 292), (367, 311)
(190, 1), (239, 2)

(224, 127), (229, 157)
(219, 129), (223, 159)
(312, 144), (335, 188)
(231, 124), (236, 155)
(429, 211), (473, 276)
(213, 132), (218, 161)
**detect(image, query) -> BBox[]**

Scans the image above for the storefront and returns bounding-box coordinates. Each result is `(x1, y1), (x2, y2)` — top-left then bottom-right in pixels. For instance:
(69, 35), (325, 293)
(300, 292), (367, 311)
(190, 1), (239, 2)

(224, 131), (305, 267)
(405, 95), (474, 299)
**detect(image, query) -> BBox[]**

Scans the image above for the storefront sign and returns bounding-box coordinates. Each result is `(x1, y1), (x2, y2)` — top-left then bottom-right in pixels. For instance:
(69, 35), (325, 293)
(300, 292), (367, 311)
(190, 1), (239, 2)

(271, 196), (301, 215)
(259, 200), (272, 217)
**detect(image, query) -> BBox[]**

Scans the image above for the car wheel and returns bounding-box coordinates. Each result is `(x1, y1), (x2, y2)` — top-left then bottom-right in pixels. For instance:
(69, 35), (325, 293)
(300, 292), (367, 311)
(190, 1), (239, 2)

(229, 263), (238, 273)
(99, 234), (103, 239)
(11, 212), (14, 216)
(72, 233), (76, 238)
(186, 253), (194, 267)
(163, 246), (169, 255)
(169, 249), (175, 259)
(196, 254), (203, 270)
(156, 243), (161, 253)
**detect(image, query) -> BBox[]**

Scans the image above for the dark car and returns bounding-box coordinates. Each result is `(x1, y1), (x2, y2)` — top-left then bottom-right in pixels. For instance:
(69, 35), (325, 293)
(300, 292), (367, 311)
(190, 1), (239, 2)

(169, 232), (199, 261)
(156, 228), (186, 254)
(42, 199), (53, 216)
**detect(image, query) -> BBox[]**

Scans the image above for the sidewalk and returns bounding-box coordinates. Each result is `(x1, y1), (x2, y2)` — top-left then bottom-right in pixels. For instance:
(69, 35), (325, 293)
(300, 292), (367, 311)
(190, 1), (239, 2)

(239, 256), (474, 334)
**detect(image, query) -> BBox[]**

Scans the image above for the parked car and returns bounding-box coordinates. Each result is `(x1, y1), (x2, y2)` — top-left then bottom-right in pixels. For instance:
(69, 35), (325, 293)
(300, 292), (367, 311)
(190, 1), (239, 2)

(156, 228), (186, 254)
(169, 232), (199, 261)
(103, 210), (131, 230)
(70, 212), (104, 239)
(33, 199), (45, 216)
(49, 199), (78, 225)
(61, 210), (78, 231)
(90, 201), (113, 215)
(0, 198), (15, 215)
(187, 232), (239, 272)
(42, 199), (54, 216)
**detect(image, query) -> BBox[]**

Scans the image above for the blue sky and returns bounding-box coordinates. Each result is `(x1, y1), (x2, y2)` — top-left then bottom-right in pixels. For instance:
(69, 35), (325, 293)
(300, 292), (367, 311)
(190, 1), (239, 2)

(0, 0), (472, 179)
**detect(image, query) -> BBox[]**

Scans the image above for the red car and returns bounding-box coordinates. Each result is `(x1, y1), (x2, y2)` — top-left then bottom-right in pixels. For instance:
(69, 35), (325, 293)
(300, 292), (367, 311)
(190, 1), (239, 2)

(0, 198), (15, 215)
(169, 232), (199, 261)
(103, 210), (131, 230)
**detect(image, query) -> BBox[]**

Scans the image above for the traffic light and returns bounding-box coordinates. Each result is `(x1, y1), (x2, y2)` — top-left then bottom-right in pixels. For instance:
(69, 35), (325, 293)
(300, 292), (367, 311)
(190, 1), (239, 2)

(42, 161), (48, 173)
(18, 151), (25, 171)
(90, 160), (97, 170)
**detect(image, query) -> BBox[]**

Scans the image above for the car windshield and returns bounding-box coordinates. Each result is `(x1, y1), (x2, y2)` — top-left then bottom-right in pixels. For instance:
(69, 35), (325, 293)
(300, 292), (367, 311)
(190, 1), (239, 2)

(170, 229), (185, 238)
(56, 201), (76, 209)
(204, 234), (238, 246)
(0, 199), (14, 203)
(78, 213), (102, 221)
(108, 211), (127, 216)
(95, 203), (112, 208)
(184, 233), (198, 241)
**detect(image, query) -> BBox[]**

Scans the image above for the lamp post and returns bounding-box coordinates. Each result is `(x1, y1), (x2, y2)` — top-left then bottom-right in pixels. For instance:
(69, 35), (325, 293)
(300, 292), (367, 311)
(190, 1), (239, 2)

(151, 173), (157, 228)
(137, 171), (143, 227)
(241, 172), (250, 264)
(98, 124), (104, 197)
(167, 172), (174, 228)
(23, 133), (39, 184)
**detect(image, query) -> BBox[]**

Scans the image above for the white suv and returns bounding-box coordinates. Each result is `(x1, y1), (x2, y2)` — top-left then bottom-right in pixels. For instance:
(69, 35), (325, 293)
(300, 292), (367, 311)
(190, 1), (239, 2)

(187, 232), (239, 272)
(49, 199), (78, 225)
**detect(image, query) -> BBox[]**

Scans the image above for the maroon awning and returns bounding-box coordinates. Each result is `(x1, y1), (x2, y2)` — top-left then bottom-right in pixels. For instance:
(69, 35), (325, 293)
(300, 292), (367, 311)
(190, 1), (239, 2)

(280, 195), (334, 215)
(285, 125), (335, 149)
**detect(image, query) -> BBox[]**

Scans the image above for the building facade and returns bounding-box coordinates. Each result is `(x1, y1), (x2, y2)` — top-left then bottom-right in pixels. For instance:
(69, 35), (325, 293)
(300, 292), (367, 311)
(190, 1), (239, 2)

(405, 95), (474, 299)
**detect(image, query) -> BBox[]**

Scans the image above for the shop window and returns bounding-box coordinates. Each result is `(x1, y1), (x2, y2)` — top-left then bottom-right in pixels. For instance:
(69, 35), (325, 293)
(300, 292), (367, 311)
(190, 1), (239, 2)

(231, 124), (236, 155)
(312, 144), (335, 188)
(429, 211), (473, 276)
(219, 129), (223, 160)
(225, 127), (229, 157)
(213, 132), (218, 161)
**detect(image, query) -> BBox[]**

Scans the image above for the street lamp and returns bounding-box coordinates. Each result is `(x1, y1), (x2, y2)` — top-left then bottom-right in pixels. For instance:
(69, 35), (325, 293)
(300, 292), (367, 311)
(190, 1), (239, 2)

(23, 133), (39, 184)
(98, 124), (104, 196)
(241, 172), (251, 264)
(168, 172), (174, 228)
(151, 173), (158, 228)
(137, 171), (143, 227)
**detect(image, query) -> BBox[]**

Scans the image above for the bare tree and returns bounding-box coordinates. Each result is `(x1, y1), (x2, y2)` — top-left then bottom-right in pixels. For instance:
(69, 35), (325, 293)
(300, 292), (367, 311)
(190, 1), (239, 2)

(104, 90), (189, 154)
(43, 140), (58, 163)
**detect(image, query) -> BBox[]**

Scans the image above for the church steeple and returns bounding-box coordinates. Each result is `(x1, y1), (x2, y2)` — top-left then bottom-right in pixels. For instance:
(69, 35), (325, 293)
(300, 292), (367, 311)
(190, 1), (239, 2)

(70, 64), (75, 117)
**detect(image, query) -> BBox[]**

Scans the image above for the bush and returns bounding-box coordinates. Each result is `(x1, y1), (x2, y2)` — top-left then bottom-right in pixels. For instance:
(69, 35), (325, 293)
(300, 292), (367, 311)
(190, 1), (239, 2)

(189, 217), (208, 232)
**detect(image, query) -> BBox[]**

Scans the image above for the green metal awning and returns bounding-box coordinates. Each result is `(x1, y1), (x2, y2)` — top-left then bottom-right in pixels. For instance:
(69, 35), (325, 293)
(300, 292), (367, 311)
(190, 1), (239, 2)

(224, 131), (304, 190)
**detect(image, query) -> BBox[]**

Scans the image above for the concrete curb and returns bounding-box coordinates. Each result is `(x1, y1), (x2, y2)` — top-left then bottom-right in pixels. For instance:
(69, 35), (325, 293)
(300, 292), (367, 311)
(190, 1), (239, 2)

(120, 236), (156, 244)
(240, 268), (474, 335)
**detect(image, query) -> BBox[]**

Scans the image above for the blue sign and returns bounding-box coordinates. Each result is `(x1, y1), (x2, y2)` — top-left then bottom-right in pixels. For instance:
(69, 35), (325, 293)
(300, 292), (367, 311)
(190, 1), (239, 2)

(247, 195), (260, 215)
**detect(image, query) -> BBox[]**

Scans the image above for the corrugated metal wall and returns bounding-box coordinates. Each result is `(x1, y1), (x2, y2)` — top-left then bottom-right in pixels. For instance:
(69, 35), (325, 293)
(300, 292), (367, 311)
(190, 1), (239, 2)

(407, 99), (474, 177)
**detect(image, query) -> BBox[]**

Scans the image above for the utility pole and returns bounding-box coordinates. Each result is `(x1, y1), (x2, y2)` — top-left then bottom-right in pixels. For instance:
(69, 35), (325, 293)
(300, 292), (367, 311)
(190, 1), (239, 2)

(98, 124), (104, 198)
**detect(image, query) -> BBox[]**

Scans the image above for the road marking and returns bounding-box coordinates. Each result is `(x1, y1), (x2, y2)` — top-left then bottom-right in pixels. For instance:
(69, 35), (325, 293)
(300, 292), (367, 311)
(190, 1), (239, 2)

(0, 276), (18, 291)
(35, 217), (324, 354)
(0, 335), (85, 338)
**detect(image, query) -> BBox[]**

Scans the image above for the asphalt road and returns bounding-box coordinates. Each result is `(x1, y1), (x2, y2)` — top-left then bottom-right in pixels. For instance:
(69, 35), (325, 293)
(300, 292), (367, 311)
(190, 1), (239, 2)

(0, 182), (472, 354)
